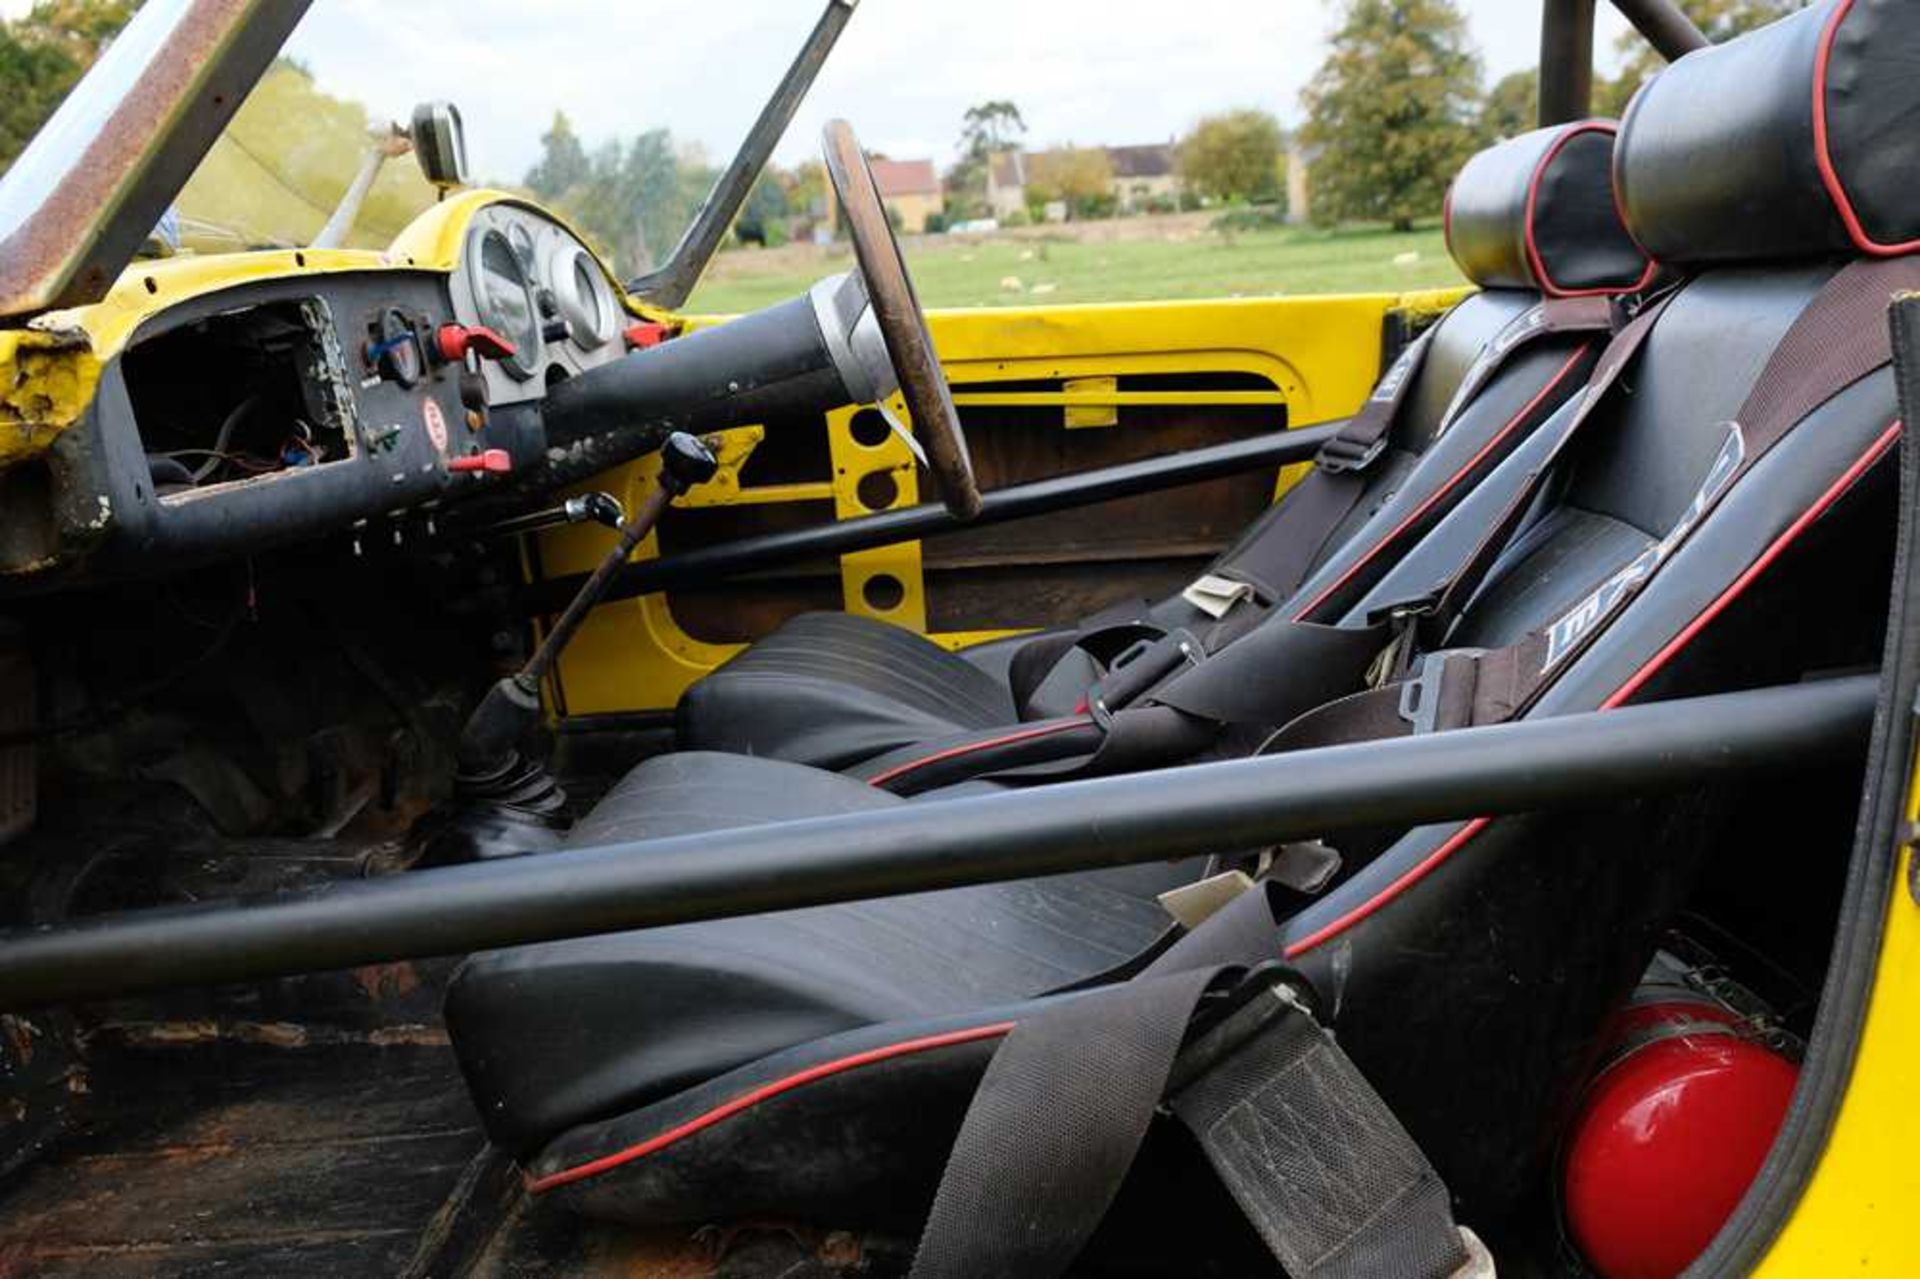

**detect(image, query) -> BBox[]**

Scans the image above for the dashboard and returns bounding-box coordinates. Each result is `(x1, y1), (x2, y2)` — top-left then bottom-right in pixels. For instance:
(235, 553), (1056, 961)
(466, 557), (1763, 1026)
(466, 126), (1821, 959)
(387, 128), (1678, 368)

(0, 203), (650, 590)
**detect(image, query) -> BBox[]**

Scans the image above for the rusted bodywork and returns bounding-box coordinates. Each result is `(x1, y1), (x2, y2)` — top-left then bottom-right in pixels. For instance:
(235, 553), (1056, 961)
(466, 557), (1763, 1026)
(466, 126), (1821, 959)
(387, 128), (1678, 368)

(0, 0), (308, 319)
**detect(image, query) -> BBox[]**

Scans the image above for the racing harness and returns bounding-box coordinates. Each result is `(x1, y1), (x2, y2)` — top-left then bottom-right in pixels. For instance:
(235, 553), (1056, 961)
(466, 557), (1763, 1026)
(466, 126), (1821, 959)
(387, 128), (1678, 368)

(980, 255), (1919, 784)
(1000, 295), (1625, 716)
(903, 255), (1918, 1278)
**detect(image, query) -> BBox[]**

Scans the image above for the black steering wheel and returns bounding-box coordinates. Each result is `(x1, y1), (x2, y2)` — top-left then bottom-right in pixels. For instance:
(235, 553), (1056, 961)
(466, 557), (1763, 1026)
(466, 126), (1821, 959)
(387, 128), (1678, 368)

(821, 120), (983, 519)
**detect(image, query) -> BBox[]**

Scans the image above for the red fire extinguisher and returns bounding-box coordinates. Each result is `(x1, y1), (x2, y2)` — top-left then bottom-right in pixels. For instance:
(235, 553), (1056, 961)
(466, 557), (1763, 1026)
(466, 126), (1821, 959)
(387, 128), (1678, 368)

(1562, 957), (1800, 1279)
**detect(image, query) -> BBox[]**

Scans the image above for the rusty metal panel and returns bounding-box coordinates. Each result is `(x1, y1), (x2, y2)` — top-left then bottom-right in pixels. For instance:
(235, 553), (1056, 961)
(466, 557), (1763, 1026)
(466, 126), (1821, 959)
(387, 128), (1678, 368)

(0, 0), (309, 318)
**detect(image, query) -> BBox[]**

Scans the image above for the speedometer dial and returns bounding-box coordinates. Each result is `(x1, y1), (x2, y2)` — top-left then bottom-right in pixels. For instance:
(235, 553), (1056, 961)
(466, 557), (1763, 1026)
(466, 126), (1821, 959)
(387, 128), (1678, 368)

(467, 227), (541, 380)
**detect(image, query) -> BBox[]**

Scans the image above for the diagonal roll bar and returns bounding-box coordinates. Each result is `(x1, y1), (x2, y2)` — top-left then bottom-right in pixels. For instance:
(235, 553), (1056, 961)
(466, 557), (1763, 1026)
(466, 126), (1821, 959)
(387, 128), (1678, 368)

(0, 676), (1874, 1010)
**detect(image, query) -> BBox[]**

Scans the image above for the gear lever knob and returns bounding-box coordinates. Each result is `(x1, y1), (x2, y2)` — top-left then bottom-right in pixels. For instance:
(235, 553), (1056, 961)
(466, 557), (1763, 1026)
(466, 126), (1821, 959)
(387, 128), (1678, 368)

(659, 432), (720, 495)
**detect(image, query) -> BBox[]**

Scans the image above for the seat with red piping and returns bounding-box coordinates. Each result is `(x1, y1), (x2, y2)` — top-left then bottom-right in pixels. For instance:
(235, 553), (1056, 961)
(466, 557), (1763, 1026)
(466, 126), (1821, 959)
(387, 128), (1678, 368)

(670, 122), (1649, 774)
(446, 0), (1907, 1244)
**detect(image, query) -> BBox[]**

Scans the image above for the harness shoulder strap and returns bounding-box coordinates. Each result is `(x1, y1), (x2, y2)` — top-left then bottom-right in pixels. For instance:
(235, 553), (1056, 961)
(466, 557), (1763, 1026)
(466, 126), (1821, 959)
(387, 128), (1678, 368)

(1206, 296), (1620, 612)
(1269, 255), (1920, 754)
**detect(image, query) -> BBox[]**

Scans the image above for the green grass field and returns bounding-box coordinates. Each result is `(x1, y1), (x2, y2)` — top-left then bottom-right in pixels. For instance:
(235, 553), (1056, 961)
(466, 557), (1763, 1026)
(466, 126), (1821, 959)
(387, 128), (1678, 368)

(687, 216), (1464, 314)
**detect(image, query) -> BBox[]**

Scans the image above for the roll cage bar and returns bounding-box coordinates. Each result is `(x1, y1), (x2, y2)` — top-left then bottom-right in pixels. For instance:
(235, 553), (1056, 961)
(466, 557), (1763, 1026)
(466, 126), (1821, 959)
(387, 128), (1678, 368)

(1541, 0), (1710, 125)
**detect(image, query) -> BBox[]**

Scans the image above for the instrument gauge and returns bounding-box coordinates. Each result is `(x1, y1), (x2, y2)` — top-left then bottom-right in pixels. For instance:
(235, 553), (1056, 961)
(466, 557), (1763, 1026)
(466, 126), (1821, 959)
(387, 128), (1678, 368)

(466, 226), (542, 380)
(507, 221), (536, 271)
(548, 243), (618, 351)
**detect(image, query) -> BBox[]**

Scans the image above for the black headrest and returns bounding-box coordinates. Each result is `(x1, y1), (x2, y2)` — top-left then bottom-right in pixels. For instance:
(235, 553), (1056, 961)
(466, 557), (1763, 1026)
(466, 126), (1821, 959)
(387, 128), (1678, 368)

(1444, 122), (1653, 296)
(1615, 0), (1920, 266)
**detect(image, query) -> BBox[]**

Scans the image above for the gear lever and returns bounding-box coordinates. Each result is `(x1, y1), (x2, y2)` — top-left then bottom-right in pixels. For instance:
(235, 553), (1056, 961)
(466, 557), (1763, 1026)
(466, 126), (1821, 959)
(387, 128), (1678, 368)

(416, 432), (719, 865)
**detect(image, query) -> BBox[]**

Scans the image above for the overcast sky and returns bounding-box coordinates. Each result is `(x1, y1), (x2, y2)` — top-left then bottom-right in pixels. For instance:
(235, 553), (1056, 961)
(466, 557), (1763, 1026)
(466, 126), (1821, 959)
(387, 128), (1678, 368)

(10, 0), (1642, 182)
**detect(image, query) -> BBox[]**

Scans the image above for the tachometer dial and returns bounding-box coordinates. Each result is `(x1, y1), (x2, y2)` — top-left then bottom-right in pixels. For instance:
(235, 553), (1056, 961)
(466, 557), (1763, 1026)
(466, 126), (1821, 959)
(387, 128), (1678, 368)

(466, 226), (541, 380)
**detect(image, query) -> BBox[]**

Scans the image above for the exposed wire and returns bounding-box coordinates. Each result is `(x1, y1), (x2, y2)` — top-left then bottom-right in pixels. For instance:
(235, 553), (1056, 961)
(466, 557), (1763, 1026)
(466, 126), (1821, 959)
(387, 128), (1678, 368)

(190, 395), (262, 482)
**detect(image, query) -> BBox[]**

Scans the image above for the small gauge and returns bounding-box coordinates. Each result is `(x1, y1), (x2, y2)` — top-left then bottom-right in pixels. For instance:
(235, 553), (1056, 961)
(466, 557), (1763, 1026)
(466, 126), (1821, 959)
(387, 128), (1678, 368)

(507, 222), (536, 271)
(366, 307), (424, 386)
(547, 243), (616, 350)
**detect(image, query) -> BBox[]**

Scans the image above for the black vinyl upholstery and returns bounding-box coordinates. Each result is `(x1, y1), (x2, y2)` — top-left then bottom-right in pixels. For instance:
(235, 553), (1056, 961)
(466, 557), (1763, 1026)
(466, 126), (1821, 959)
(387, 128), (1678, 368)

(1445, 120), (1651, 295)
(447, 4), (1904, 1236)
(448, 752), (1194, 1155)
(679, 123), (1640, 772)
(673, 612), (1019, 773)
(1615, 0), (1920, 265)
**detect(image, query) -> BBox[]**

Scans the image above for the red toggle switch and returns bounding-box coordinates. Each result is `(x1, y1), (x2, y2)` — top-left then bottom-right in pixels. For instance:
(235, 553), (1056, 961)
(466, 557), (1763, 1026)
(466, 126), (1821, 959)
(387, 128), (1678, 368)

(435, 324), (517, 364)
(623, 321), (669, 350)
(448, 448), (513, 474)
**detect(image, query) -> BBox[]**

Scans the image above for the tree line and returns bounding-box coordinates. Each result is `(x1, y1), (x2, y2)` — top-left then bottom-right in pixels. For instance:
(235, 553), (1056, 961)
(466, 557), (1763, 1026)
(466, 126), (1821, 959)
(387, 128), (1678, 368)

(0, 0), (1806, 262)
(1302, 0), (1802, 230)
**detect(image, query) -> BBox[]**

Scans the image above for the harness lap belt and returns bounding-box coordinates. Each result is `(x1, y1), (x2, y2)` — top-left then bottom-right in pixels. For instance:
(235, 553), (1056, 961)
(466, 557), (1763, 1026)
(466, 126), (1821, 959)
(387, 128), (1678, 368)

(909, 899), (1479, 1279)
(1269, 252), (1920, 753)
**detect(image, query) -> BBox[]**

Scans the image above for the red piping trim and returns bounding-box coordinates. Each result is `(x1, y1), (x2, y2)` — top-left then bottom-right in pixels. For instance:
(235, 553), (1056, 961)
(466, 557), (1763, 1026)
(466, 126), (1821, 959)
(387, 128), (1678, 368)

(865, 718), (1092, 789)
(1290, 343), (1594, 621)
(527, 1021), (1017, 1193)
(1523, 122), (1658, 299)
(1284, 422), (1902, 959)
(522, 428), (1904, 1191)
(1601, 420), (1901, 709)
(1811, 0), (1917, 256)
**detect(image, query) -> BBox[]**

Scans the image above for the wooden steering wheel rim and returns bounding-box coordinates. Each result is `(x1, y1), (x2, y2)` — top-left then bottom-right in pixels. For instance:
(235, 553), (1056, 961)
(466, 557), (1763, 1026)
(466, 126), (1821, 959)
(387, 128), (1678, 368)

(822, 119), (982, 519)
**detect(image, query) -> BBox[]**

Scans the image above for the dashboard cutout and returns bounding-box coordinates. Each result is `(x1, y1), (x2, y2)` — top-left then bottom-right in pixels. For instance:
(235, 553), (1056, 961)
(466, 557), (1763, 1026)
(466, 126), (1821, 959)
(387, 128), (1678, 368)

(122, 298), (359, 503)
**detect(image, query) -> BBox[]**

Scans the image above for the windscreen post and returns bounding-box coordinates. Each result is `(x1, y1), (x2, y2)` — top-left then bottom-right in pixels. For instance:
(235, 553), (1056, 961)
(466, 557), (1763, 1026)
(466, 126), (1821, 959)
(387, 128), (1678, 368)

(625, 0), (858, 309)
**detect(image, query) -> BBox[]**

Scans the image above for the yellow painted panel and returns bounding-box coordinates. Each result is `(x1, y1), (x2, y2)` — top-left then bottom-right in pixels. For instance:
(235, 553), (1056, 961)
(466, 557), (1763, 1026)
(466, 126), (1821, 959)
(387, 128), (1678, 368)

(1753, 798), (1920, 1273)
(541, 287), (1470, 715)
(827, 400), (928, 633)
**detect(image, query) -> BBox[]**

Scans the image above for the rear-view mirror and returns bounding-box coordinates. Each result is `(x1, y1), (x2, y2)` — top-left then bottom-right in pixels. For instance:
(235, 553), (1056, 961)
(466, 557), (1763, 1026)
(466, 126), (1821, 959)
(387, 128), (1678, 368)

(410, 101), (469, 190)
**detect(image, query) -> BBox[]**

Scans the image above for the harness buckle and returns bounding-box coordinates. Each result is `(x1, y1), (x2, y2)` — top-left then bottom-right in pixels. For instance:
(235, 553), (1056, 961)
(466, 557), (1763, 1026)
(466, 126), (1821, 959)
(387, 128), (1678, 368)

(1090, 629), (1203, 722)
(1395, 651), (1455, 736)
(1395, 649), (1488, 736)
(1315, 432), (1389, 474)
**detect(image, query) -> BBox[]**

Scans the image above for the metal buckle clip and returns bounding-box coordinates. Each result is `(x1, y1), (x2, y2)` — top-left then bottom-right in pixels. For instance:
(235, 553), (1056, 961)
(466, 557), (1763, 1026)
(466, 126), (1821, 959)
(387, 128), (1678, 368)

(1090, 629), (1202, 722)
(1316, 432), (1388, 474)
(1395, 651), (1454, 736)
(1395, 648), (1486, 736)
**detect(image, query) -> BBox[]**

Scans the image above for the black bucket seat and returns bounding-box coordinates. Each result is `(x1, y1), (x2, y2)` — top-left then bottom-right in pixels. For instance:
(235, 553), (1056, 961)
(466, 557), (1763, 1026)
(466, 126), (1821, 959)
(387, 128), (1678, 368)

(448, 0), (1910, 1248)
(674, 122), (1651, 772)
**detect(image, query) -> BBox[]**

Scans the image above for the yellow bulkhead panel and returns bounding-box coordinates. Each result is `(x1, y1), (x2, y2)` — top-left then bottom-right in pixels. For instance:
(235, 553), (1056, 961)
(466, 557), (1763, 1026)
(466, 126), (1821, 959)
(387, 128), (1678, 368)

(1752, 783), (1920, 1274)
(548, 289), (1457, 714)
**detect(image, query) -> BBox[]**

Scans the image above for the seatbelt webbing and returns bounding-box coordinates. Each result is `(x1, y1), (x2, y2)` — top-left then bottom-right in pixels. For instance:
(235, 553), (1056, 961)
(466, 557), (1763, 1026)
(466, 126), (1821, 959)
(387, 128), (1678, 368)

(1133, 292), (1673, 739)
(1419, 288), (1678, 645)
(908, 962), (1471, 1279)
(907, 968), (1218, 1279)
(1512, 252), (1920, 694)
(1434, 294), (1614, 431)
(1270, 254), (1920, 754)
(1211, 295), (1618, 609)
(1166, 982), (1473, 1279)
